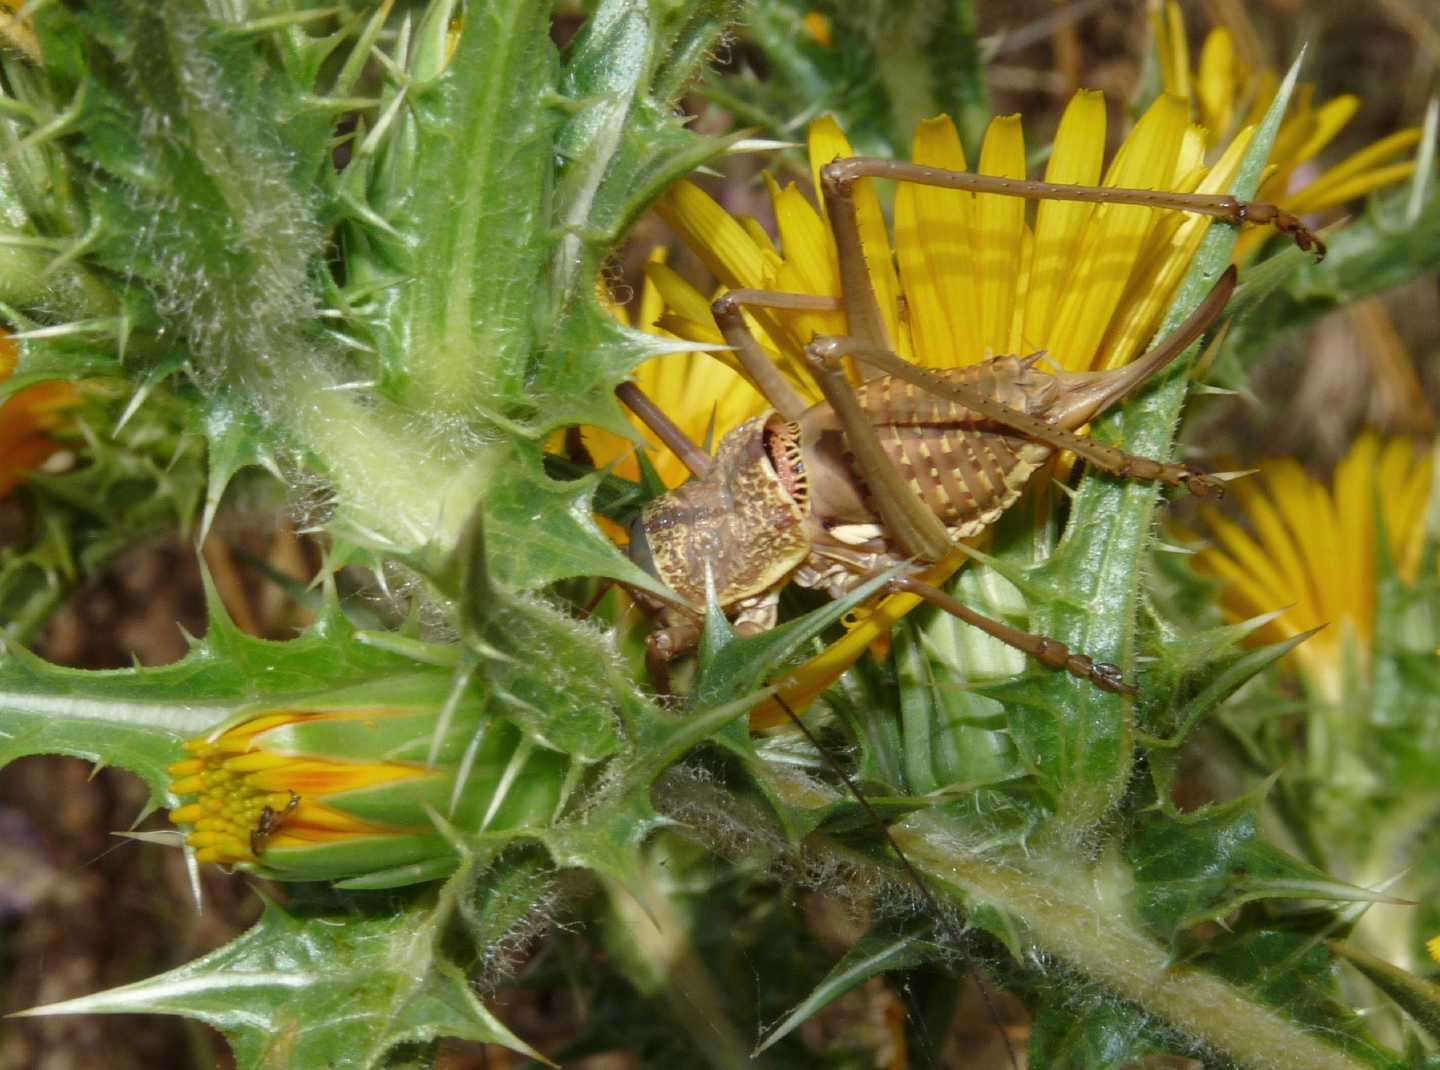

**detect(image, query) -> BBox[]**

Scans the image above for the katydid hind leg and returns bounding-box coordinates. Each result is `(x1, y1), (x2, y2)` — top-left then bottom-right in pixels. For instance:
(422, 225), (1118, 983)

(886, 575), (1134, 694)
(805, 335), (955, 561)
(821, 157), (1325, 259)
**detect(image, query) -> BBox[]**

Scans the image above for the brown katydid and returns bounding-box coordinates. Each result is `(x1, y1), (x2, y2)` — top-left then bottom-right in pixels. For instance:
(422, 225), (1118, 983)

(618, 157), (1323, 693)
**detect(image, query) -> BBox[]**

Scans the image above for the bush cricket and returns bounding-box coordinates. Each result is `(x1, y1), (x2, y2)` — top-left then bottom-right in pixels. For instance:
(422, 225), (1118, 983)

(619, 158), (1324, 693)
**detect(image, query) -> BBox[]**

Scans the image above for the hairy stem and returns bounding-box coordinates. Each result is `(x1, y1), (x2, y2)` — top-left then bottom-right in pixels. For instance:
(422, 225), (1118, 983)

(893, 820), (1374, 1070)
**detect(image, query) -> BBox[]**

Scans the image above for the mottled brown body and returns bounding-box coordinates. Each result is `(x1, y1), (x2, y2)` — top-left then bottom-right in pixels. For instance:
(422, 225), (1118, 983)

(629, 348), (1138, 667)
(801, 356), (1061, 539)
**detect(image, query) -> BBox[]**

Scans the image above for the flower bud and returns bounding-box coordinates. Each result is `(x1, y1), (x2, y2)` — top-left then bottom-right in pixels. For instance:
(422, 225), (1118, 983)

(168, 687), (565, 883)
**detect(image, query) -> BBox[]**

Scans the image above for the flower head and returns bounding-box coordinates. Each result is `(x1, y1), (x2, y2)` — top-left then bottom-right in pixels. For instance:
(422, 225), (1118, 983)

(169, 701), (563, 882)
(1190, 434), (1434, 701)
(1154, 2), (1420, 259)
(649, 94), (1265, 716)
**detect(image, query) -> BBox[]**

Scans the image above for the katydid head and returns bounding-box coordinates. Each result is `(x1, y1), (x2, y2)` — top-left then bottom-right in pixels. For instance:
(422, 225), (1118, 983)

(627, 414), (813, 615)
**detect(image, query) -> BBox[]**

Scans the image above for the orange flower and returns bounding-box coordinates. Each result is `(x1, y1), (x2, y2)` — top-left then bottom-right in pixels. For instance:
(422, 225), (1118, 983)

(0, 331), (80, 498)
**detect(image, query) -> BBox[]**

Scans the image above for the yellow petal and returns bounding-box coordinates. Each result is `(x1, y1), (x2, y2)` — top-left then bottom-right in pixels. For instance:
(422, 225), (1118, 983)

(1097, 124), (1252, 371)
(1334, 433), (1379, 639)
(764, 174), (847, 375)
(1047, 93), (1188, 370)
(655, 180), (770, 291)
(1023, 90), (1105, 354)
(244, 758), (424, 795)
(1288, 161), (1417, 216)
(635, 248), (668, 332)
(1197, 28), (1238, 145)
(1291, 127), (1422, 208)
(1261, 91), (1362, 206)
(1290, 94), (1361, 168)
(1264, 461), (1333, 630)
(740, 215), (780, 257)
(1203, 512), (1296, 616)
(1154, 1), (1189, 99)
(1199, 548), (1306, 649)
(1009, 226), (1034, 356)
(895, 114), (980, 368)
(808, 116), (908, 355)
(643, 262), (726, 345)
(974, 114), (1026, 357)
(767, 175), (838, 299)
(1377, 437), (1434, 581)
(1235, 473), (1319, 630)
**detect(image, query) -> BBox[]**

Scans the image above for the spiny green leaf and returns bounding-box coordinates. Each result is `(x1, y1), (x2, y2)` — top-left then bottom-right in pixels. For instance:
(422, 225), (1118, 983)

(1021, 54), (1302, 836)
(755, 924), (943, 1054)
(16, 894), (545, 1070)
(1027, 984), (1179, 1070)
(553, 0), (741, 301)
(0, 597), (431, 810)
(1128, 793), (1402, 939)
(1139, 621), (1319, 750)
(1199, 930), (1400, 1070)
(690, 566), (896, 713)
(724, 0), (990, 158)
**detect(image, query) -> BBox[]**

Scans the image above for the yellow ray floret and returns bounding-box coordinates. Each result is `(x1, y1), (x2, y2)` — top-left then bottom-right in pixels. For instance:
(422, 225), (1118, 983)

(1156, 1), (1419, 259)
(1190, 434), (1434, 701)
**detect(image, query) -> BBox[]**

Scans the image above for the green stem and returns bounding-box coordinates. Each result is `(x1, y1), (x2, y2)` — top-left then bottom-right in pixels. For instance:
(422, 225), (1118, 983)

(893, 822), (1376, 1070)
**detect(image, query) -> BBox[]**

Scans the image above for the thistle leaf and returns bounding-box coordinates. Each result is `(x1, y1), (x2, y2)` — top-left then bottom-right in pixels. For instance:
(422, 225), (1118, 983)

(15, 895), (545, 1070)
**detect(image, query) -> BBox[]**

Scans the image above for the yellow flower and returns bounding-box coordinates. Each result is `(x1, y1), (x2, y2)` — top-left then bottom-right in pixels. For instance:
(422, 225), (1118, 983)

(651, 94), (1263, 719)
(1155, 1), (1420, 259)
(1190, 434), (1434, 702)
(1429, 933), (1440, 964)
(0, 331), (80, 499)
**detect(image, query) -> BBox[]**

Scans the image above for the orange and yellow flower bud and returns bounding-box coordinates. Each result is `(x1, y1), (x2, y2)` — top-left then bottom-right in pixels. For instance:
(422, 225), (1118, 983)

(0, 330), (81, 499)
(168, 712), (430, 868)
(169, 697), (567, 884)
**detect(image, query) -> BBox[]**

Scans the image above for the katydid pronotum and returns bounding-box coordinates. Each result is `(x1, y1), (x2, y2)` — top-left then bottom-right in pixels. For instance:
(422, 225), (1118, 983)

(619, 157), (1323, 693)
